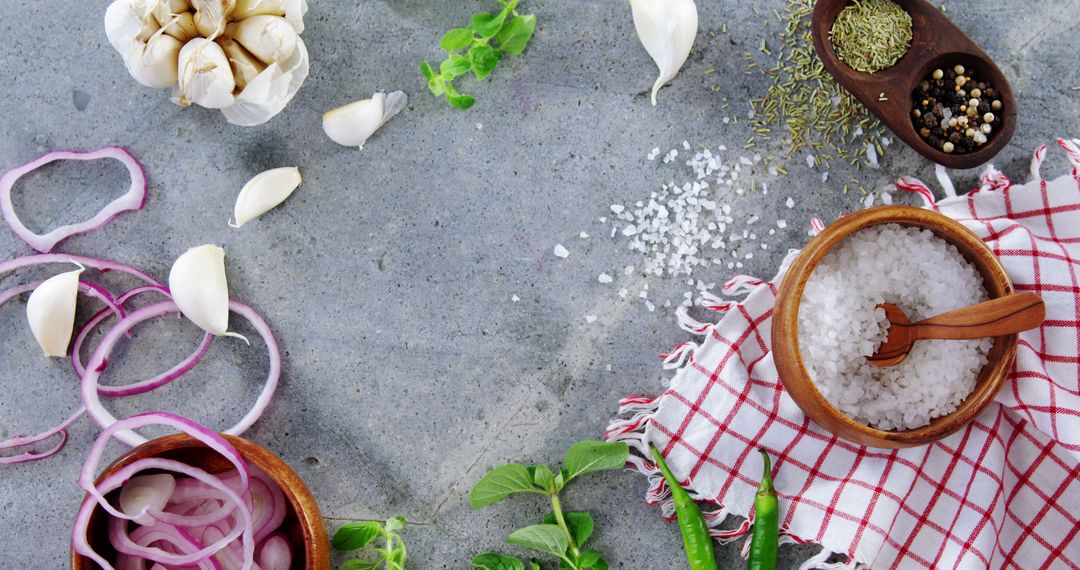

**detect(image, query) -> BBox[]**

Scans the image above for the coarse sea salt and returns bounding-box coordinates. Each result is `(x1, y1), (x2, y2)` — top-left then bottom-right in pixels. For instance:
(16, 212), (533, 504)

(797, 224), (992, 431)
(554, 244), (570, 258)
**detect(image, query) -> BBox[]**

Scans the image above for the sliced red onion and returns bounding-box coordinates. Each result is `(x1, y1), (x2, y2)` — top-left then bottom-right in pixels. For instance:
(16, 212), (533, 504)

(0, 254), (161, 286)
(119, 474), (176, 525)
(115, 518), (221, 570)
(70, 285), (211, 397)
(81, 301), (280, 447)
(258, 534), (291, 570)
(73, 456), (254, 570)
(0, 147), (147, 253)
(115, 554), (148, 570)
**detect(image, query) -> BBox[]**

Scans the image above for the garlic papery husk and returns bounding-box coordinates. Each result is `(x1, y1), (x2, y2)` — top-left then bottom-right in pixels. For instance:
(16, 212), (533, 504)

(191, 0), (235, 38)
(225, 15), (297, 64)
(26, 267), (83, 357)
(176, 38), (236, 108)
(105, 0), (158, 48)
(231, 0), (285, 20)
(231, 167), (301, 228)
(128, 32), (183, 88)
(629, 0), (698, 106)
(159, 12), (199, 42)
(219, 37), (267, 90)
(221, 37), (308, 125)
(169, 245), (232, 337)
(322, 92), (408, 149)
(106, 0), (180, 87)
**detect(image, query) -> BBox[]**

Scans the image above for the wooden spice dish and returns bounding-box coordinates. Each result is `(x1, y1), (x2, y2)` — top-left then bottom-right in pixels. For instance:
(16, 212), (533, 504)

(71, 434), (330, 570)
(772, 206), (1018, 448)
(811, 0), (1016, 169)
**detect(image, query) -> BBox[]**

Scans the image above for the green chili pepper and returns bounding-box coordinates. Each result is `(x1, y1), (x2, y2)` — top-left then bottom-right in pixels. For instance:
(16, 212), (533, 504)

(747, 449), (779, 570)
(650, 445), (718, 570)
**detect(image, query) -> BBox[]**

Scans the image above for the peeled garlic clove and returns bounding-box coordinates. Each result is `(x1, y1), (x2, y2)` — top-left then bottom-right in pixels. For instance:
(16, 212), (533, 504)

(226, 15), (298, 64)
(232, 0), (286, 20)
(169, 245), (231, 336)
(629, 0), (698, 106)
(177, 38), (236, 109)
(129, 33), (183, 88)
(192, 0), (235, 37)
(322, 91), (407, 149)
(218, 37), (267, 90)
(159, 11), (199, 42)
(26, 267), (83, 357)
(231, 167), (301, 228)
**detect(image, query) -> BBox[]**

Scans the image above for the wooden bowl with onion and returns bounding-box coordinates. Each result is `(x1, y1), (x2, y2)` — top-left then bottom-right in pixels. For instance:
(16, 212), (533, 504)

(71, 434), (330, 569)
(811, 0), (1016, 169)
(772, 206), (1017, 448)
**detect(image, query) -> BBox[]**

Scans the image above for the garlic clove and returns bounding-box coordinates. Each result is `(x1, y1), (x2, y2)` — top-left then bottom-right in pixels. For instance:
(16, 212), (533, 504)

(322, 91), (408, 149)
(231, 167), (301, 228)
(281, 0), (307, 34)
(176, 38), (236, 109)
(159, 11), (199, 42)
(192, 0), (235, 38)
(221, 37), (309, 126)
(218, 37), (267, 90)
(105, 0), (159, 52)
(26, 267), (84, 357)
(129, 33), (183, 88)
(226, 15), (298, 65)
(232, 0), (286, 20)
(629, 0), (698, 106)
(169, 245), (231, 337)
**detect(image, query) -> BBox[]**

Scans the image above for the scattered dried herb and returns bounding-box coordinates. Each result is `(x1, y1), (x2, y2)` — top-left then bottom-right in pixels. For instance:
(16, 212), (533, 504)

(829, 0), (912, 74)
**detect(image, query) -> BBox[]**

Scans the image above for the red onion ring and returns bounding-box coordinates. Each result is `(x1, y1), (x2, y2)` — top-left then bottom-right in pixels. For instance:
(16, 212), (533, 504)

(80, 301), (280, 447)
(114, 519), (222, 570)
(0, 254), (161, 286)
(0, 147), (147, 253)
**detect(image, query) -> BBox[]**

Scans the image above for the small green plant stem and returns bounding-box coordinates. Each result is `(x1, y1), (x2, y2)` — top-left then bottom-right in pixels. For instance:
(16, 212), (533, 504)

(550, 493), (580, 561)
(378, 526), (404, 570)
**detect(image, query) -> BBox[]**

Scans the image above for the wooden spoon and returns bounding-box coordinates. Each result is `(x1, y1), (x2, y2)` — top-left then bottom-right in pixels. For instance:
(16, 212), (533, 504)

(868, 292), (1045, 367)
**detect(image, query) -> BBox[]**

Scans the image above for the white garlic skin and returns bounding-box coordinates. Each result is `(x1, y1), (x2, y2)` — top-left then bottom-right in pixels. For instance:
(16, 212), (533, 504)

(192, 0), (236, 37)
(26, 268), (83, 357)
(232, 0), (286, 20)
(177, 38), (236, 108)
(158, 11), (200, 42)
(128, 34), (183, 88)
(232, 166), (301, 227)
(322, 91), (408, 149)
(169, 244), (231, 336)
(629, 0), (698, 106)
(226, 15), (298, 64)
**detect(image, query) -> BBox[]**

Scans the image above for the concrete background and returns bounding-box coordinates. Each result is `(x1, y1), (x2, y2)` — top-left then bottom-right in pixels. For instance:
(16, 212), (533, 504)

(1, 0), (1077, 567)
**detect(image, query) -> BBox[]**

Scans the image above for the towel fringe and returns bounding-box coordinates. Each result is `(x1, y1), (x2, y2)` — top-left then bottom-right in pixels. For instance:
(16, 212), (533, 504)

(935, 163), (958, 198)
(675, 306), (713, 336)
(978, 164), (1011, 192)
(1058, 138), (1080, 174)
(809, 217), (826, 236)
(699, 290), (736, 313)
(722, 275), (768, 297)
(896, 176), (938, 209)
(798, 547), (860, 570)
(1030, 143), (1047, 182)
(660, 341), (698, 369)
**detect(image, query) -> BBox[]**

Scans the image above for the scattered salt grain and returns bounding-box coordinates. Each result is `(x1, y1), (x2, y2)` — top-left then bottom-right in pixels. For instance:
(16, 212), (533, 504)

(579, 232), (590, 239)
(777, 220), (787, 229)
(553, 244), (569, 258)
(806, 154), (816, 169)
(618, 288), (629, 298)
(511, 294), (520, 302)
(598, 273), (613, 284)
(785, 197), (795, 209)
(585, 315), (598, 323)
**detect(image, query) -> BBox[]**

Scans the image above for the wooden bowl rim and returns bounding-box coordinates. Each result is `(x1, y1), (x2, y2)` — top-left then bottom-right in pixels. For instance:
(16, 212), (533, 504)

(70, 433), (330, 569)
(810, 0), (1017, 170)
(772, 206), (1017, 448)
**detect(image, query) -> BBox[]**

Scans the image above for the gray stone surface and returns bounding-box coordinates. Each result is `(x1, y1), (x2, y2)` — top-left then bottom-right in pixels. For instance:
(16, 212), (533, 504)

(1, 0), (1078, 568)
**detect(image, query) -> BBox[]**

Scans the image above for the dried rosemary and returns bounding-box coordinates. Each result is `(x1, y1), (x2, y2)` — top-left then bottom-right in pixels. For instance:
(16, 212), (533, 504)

(829, 0), (913, 74)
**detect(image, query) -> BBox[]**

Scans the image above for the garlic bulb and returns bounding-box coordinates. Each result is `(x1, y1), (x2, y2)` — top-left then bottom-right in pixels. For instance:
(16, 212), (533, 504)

(231, 166), (302, 227)
(323, 92), (408, 149)
(169, 245), (232, 337)
(26, 267), (83, 357)
(177, 38), (236, 109)
(225, 15), (297, 64)
(629, 0), (698, 106)
(105, 0), (309, 126)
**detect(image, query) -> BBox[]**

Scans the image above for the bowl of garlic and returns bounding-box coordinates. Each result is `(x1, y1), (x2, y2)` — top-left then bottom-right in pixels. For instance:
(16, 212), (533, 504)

(105, 0), (310, 126)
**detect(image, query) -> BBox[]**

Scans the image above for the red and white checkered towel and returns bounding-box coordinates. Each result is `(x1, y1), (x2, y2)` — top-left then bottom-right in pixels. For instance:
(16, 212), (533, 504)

(607, 139), (1080, 569)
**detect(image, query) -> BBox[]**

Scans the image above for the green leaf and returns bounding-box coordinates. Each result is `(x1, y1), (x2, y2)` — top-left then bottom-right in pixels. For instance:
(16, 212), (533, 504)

(542, 512), (593, 546)
(440, 54), (472, 79)
(563, 441), (628, 481)
(440, 27), (475, 51)
(553, 469), (566, 492)
(468, 44), (503, 80)
(591, 557), (608, 570)
(532, 465), (555, 492)
(529, 560), (543, 570)
(428, 75), (446, 97)
(494, 14), (536, 56)
(506, 524), (569, 558)
(448, 93), (477, 110)
(470, 463), (537, 508)
(471, 0), (517, 38)
(340, 559), (382, 570)
(420, 61), (437, 81)
(578, 550), (601, 568)
(472, 553), (526, 570)
(385, 515), (406, 533)
(332, 522), (381, 551)
(389, 544), (407, 564)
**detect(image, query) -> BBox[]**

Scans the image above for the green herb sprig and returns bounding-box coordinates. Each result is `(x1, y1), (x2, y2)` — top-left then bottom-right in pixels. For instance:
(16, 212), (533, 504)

(469, 440), (629, 570)
(332, 516), (408, 570)
(421, 0), (536, 110)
